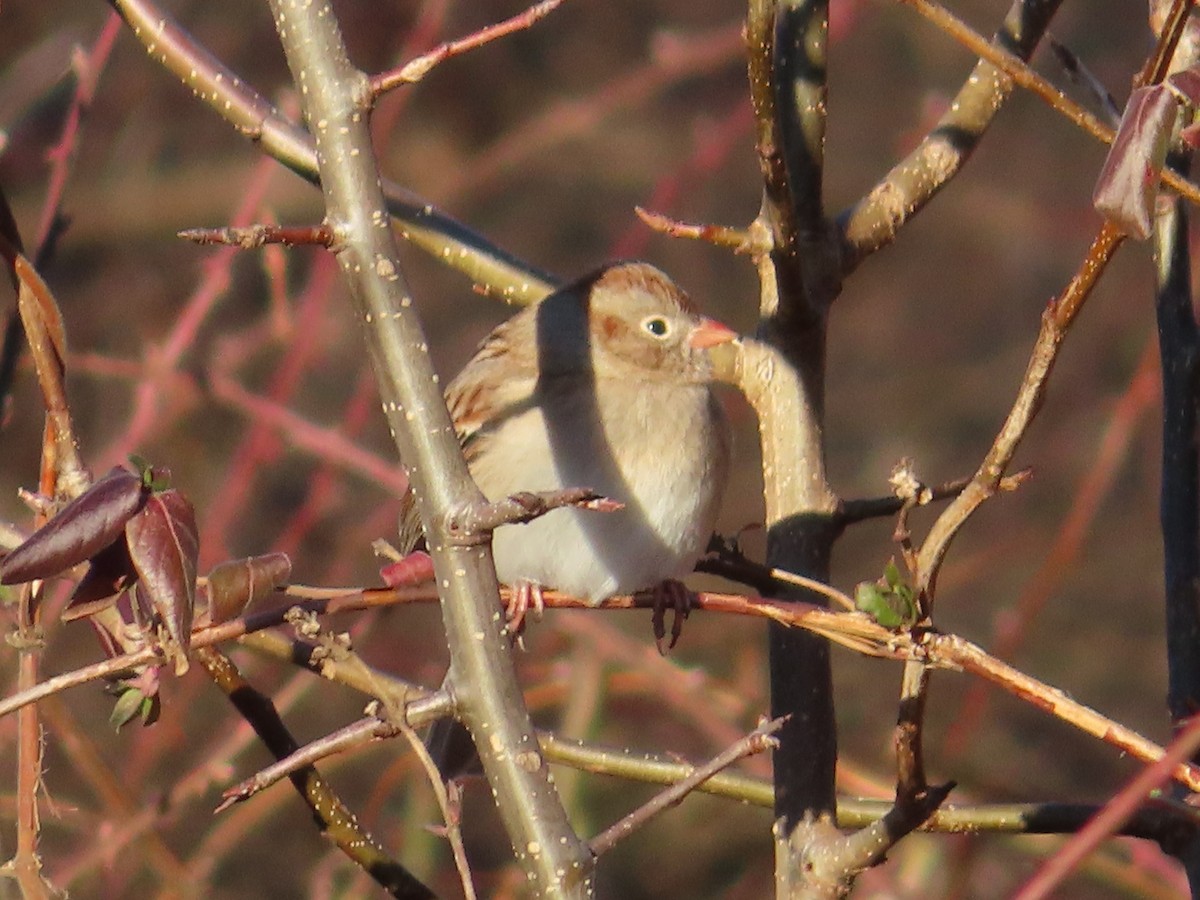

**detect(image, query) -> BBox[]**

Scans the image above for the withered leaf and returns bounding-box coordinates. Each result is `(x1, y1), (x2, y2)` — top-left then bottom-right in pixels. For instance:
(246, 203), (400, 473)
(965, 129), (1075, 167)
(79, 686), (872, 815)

(206, 553), (292, 624)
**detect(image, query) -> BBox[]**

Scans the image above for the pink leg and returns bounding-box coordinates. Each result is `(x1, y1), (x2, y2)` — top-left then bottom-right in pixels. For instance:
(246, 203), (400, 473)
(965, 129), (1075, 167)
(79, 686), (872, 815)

(649, 579), (693, 654)
(505, 579), (544, 635)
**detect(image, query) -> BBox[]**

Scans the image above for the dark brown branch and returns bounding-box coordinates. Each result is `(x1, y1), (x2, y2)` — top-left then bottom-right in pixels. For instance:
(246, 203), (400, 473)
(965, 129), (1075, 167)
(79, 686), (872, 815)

(747, 0), (844, 865)
(217, 696), (452, 811)
(195, 647), (435, 899)
(1150, 14), (1200, 890)
(1155, 160), (1200, 735)
(772, 1), (828, 240)
(1048, 37), (1121, 125)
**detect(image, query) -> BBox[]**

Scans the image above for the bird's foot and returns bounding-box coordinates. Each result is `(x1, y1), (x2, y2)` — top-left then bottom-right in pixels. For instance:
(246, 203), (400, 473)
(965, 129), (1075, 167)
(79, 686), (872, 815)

(505, 579), (545, 637)
(649, 579), (693, 654)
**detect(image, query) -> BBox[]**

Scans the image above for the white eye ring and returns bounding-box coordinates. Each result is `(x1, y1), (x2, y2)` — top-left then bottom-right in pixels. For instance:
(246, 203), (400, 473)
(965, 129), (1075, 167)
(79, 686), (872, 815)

(641, 315), (671, 338)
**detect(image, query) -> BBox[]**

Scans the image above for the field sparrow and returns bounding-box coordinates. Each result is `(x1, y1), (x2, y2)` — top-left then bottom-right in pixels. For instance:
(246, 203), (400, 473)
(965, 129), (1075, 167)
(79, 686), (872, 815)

(399, 261), (734, 626)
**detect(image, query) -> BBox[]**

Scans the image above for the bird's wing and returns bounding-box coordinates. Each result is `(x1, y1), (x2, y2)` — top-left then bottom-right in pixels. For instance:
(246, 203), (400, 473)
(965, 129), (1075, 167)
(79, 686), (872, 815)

(398, 312), (540, 552)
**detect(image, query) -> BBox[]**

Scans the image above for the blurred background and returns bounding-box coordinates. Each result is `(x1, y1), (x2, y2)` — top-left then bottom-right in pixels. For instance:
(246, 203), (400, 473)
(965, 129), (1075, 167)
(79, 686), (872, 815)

(0, 1), (1184, 897)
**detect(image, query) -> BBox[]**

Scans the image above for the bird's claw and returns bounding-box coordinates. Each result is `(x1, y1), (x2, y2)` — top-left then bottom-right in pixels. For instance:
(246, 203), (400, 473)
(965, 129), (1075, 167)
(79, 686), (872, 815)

(505, 580), (545, 636)
(650, 579), (693, 654)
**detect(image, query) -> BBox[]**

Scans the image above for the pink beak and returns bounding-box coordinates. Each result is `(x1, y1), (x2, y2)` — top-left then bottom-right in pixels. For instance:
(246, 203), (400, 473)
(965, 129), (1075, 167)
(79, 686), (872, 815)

(688, 316), (738, 349)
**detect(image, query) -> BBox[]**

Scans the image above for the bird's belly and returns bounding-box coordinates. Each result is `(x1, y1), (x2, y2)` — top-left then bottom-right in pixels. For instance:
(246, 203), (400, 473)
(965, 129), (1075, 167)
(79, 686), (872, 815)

(490, 498), (702, 602)
(472, 393), (727, 603)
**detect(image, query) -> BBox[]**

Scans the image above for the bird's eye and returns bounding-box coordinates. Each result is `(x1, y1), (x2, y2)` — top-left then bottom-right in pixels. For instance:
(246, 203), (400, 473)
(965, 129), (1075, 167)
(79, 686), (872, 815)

(642, 316), (671, 338)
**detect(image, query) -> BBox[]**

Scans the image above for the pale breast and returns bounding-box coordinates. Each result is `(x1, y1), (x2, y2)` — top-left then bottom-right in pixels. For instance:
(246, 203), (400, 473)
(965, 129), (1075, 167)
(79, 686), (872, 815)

(469, 379), (729, 602)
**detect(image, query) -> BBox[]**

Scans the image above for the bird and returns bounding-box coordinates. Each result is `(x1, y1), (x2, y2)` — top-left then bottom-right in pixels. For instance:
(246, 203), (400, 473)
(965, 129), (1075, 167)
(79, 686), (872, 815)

(398, 260), (735, 629)
(399, 260), (735, 779)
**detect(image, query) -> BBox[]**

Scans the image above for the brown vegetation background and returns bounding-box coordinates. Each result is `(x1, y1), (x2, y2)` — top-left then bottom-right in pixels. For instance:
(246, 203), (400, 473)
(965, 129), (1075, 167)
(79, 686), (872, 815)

(0, 1), (1182, 897)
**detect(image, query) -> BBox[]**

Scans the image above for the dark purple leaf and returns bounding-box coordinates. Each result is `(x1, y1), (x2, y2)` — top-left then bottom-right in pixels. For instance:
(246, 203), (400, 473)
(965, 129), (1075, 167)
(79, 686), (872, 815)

(61, 540), (135, 623)
(126, 489), (198, 675)
(1093, 84), (1177, 240)
(0, 467), (147, 585)
(206, 553), (292, 624)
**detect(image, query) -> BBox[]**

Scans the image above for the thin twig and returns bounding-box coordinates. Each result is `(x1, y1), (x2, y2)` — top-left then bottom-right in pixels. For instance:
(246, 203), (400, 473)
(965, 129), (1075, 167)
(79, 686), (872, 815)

(39, 694), (188, 885)
(178, 224), (335, 249)
(541, 732), (1200, 841)
(206, 370), (410, 494)
(588, 716), (785, 856)
(195, 646), (435, 898)
(1014, 714), (1200, 900)
(915, 223), (1125, 600)
(445, 487), (621, 541)
(390, 707), (479, 900)
(11, 583), (51, 900)
(217, 713), (419, 812)
(893, 0), (1200, 208)
(6, 582), (1198, 792)
(1138, 0), (1197, 87)
(634, 206), (759, 252)
(926, 632), (1200, 792)
(226, 725), (388, 817)
(110, 0), (558, 304)
(837, 471), (1028, 526)
(698, 537), (857, 611)
(942, 343), (1158, 759)
(372, 0), (565, 94)
(33, 12), (123, 262)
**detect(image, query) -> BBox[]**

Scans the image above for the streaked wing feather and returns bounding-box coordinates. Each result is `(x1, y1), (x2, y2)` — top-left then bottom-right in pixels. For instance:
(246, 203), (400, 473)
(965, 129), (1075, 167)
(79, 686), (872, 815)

(398, 311), (539, 552)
